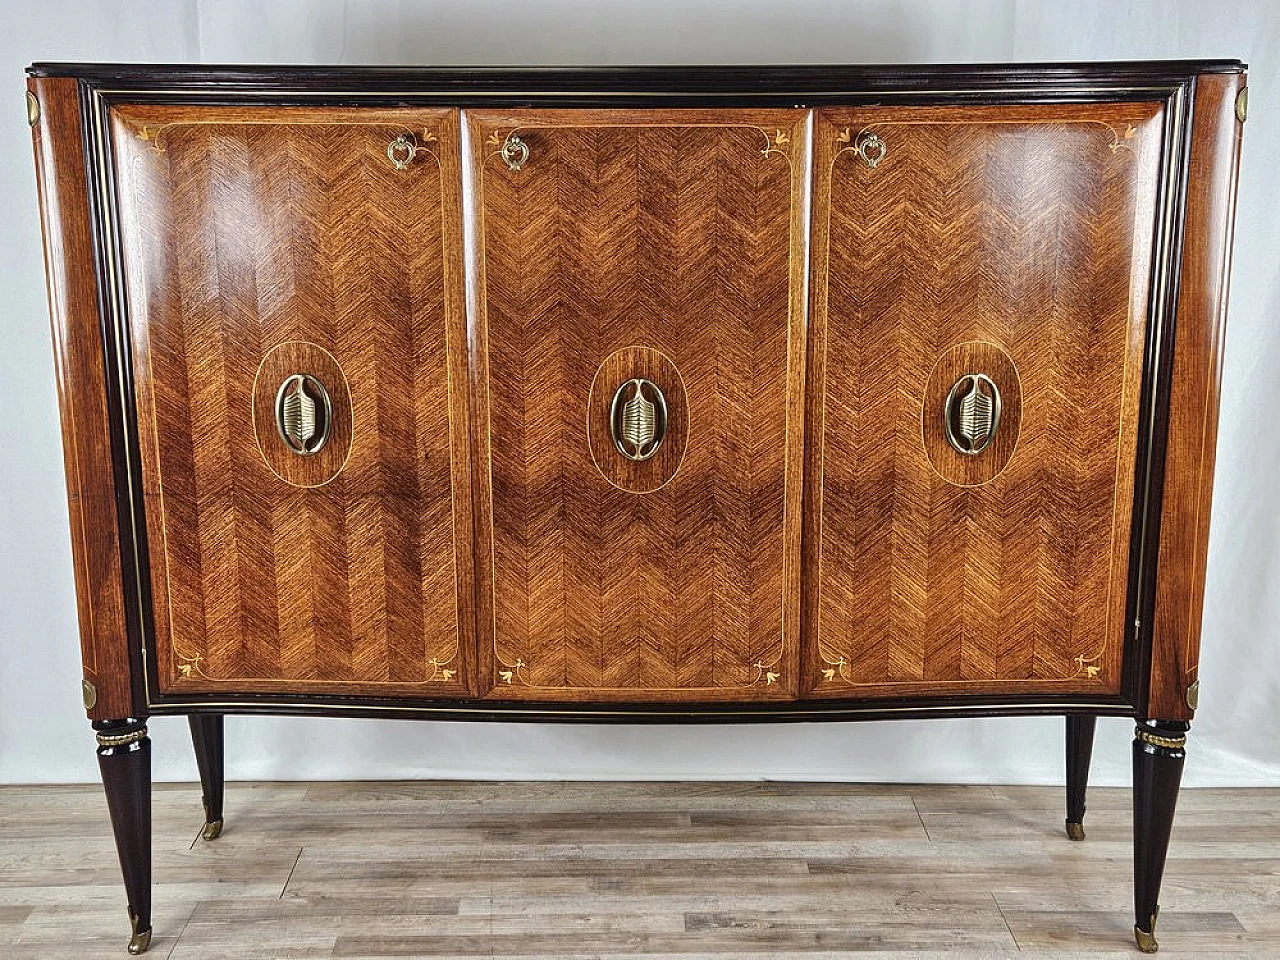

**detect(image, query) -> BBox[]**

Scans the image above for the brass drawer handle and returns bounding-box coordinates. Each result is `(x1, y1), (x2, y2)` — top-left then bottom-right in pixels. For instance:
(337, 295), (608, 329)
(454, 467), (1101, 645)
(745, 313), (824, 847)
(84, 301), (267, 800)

(944, 373), (1001, 456)
(275, 373), (332, 456)
(610, 378), (667, 462)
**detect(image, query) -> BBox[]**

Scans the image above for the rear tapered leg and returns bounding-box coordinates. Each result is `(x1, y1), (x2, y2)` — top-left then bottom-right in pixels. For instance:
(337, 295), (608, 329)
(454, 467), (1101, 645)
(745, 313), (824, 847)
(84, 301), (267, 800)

(95, 719), (152, 955)
(1133, 720), (1189, 953)
(1065, 714), (1097, 840)
(187, 714), (224, 840)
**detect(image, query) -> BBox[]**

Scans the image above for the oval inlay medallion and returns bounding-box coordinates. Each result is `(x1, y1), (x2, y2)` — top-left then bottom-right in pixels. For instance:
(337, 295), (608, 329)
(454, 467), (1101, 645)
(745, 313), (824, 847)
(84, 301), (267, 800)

(922, 341), (1021, 486)
(587, 347), (688, 493)
(252, 341), (354, 488)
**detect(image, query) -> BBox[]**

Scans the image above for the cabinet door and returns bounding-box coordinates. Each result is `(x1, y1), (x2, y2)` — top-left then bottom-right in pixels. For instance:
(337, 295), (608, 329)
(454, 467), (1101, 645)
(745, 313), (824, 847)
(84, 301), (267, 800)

(470, 109), (808, 702)
(805, 103), (1163, 700)
(113, 106), (475, 698)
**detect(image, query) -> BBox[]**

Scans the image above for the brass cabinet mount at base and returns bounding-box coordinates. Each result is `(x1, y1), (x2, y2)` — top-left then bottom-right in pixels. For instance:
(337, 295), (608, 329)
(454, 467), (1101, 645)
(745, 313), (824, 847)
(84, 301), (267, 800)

(27, 60), (1244, 954)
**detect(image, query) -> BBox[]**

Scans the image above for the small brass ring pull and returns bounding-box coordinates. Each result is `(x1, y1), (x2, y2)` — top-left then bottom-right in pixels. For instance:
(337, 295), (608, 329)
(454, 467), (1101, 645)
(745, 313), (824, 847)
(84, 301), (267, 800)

(500, 134), (529, 171)
(944, 373), (1001, 456)
(275, 373), (332, 456)
(610, 378), (667, 462)
(387, 133), (417, 170)
(857, 132), (886, 168)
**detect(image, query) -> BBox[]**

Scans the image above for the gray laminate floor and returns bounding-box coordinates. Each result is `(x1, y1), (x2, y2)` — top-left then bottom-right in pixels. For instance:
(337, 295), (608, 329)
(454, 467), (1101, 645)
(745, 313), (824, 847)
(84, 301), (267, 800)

(0, 780), (1275, 958)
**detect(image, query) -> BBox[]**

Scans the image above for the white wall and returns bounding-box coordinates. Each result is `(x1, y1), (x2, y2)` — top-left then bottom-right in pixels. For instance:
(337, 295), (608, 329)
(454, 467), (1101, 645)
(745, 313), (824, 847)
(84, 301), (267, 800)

(1, 0), (1276, 787)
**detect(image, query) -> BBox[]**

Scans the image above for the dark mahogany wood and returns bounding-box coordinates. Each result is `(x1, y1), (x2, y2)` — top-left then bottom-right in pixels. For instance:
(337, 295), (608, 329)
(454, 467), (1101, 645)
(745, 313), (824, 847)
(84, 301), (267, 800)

(26, 60), (1246, 100)
(94, 719), (152, 955)
(187, 714), (224, 840)
(1133, 720), (1189, 953)
(1065, 714), (1097, 840)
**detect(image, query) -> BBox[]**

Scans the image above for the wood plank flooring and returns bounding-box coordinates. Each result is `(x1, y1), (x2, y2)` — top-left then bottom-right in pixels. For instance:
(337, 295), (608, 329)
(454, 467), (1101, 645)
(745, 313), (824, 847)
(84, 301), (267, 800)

(0, 781), (1276, 958)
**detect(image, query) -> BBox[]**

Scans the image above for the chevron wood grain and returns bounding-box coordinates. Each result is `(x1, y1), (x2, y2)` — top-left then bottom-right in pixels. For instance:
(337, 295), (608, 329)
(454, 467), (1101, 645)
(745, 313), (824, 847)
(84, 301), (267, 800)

(803, 103), (1164, 699)
(468, 110), (808, 701)
(111, 105), (475, 698)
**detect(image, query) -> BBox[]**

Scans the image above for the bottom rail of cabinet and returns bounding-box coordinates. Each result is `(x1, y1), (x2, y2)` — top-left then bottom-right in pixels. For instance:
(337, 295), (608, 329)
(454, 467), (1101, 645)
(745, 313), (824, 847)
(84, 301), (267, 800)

(137, 692), (1143, 724)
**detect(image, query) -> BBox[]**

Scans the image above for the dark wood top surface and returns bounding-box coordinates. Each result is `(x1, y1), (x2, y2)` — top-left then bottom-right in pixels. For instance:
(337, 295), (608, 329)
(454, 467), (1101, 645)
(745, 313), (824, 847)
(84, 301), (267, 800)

(27, 60), (1246, 90)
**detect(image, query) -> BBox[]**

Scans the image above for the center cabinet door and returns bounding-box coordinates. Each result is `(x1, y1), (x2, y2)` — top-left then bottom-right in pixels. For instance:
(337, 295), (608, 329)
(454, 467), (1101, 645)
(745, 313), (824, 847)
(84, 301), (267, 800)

(113, 106), (475, 699)
(469, 110), (809, 701)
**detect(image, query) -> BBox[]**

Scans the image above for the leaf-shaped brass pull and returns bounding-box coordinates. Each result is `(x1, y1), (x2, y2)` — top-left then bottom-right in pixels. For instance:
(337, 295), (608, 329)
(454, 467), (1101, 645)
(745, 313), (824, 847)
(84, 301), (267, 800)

(944, 373), (1001, 456)
(275, 373), (332, 456)
(610, 378), (667, 462)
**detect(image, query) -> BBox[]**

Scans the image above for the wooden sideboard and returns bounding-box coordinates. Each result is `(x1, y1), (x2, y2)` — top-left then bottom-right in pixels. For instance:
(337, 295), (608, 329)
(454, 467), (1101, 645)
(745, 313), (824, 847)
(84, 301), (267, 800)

(26, 60), (1245, 955)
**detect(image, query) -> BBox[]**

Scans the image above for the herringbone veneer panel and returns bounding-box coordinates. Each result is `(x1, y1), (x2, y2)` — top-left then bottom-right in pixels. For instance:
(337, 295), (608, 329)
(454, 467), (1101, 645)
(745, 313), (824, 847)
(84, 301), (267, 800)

(470, 110), (808, 701)
(112, 106), (474, 697)
(804, 103), (1163, 699)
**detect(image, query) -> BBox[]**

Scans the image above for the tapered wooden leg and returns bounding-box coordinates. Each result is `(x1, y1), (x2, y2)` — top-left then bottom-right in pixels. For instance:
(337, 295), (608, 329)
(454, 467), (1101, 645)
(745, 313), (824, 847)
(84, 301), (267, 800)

(187, 714), (225, 840)
(1065, 714), (1097, 840)
(1133, 720), (1189, 953)
(95, 719), (152, 955)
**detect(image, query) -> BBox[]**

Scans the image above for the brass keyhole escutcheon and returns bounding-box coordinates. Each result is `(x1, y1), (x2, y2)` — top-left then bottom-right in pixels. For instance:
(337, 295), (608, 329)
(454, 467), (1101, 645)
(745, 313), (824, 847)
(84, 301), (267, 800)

(275, 373), (333, 456)
(856, 132), (886, 168)
(944, 373), (1001, 456)
(610, 378), (667, 462)
(500, 134), (530, 171)
(387, 133), (417, 170)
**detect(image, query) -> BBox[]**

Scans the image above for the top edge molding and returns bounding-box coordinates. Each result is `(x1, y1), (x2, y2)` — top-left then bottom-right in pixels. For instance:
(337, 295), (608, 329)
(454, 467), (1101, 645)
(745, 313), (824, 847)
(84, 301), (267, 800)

(27, 60), (1246, 92)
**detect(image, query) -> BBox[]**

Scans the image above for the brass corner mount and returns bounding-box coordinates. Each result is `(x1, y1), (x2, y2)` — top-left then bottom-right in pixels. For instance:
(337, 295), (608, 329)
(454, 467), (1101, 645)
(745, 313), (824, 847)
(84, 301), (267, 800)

(81, 678), (97, 711)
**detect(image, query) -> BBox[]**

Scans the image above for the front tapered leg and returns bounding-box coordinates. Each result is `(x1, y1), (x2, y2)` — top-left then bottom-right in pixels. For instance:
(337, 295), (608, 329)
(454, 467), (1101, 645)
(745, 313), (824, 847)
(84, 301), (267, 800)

(1133, 720), (1188, 953)
(95, 719), (152, 955)
(188, 714), (224, 840)
(1065, 714), (1097, 840)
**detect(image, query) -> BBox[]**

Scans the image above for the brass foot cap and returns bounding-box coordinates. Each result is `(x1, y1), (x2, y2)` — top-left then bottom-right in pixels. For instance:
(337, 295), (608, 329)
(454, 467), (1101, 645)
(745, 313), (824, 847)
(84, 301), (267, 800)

(1065, 820), (1086, 841)
(1134, 925), (1159, 953)
(202, 818), (223, 841)
(128, 927), (152, 955)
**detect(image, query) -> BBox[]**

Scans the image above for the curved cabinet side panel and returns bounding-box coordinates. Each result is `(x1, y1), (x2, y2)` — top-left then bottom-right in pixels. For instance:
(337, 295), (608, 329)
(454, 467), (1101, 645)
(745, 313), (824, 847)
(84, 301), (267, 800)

(29, 76), (134, 719)
(1148, 72), (1246, 720)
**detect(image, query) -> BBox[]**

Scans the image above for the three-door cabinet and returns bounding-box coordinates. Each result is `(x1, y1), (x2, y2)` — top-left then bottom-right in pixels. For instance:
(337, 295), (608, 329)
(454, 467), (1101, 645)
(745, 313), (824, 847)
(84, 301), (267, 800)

(27, 60), (1244, 954)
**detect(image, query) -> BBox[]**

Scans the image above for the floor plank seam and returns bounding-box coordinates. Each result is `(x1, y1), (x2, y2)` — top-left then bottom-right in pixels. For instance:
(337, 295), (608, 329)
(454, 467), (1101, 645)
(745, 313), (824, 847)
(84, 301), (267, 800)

(281, 846), (304, 900)
(163, 899), (197, 960)
(990, 889), (1023, 953)
(911, 794), (933, 842)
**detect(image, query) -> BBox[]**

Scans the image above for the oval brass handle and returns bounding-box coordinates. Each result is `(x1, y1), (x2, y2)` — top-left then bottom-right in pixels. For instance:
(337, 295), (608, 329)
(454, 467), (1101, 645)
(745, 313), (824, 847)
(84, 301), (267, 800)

(944, 373), (1001, 456)
(610, 378), (667, 462)
(275, 373), (332, 456)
